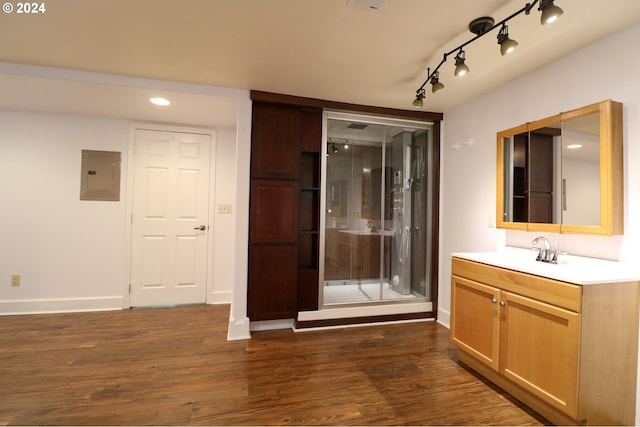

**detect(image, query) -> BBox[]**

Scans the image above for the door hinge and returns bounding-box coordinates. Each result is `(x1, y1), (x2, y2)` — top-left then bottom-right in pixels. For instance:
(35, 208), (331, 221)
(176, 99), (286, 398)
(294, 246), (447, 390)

(129, 283), (132, 293)
(130, 213), (134, 224)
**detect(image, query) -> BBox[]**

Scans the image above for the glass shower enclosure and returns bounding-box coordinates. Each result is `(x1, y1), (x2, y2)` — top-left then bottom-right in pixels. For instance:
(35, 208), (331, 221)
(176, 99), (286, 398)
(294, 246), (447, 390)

(321, 112), (434, 306)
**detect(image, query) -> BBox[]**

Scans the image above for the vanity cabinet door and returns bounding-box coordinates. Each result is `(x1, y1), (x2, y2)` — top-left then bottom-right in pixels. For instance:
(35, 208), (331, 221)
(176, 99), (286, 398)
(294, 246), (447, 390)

(499, 291), (580, 418)
(451, 276), (501, 371)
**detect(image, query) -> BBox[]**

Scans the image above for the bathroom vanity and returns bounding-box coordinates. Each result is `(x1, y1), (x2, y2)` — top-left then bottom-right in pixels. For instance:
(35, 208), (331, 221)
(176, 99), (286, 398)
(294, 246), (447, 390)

(450, 247), (640, 425)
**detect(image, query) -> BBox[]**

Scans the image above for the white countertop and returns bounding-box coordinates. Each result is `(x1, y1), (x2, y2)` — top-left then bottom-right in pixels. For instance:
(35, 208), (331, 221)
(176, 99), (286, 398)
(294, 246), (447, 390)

(452, 246), (640, 285)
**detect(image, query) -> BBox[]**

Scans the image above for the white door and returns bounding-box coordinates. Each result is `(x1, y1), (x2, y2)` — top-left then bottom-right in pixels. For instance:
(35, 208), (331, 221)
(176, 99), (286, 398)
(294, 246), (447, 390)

(130, 128), (211, 307)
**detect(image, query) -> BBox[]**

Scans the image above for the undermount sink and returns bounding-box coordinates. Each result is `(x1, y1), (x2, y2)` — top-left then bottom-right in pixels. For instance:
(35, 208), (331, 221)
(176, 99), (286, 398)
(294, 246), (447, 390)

(453, 246), (640, 285)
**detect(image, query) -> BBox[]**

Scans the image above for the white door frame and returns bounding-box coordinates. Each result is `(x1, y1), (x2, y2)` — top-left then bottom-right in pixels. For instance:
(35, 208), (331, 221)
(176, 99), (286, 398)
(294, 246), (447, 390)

(123, 122), (217, 308)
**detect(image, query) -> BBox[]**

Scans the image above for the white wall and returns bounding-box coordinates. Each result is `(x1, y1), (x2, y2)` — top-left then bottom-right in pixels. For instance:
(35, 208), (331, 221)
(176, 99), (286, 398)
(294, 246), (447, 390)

(0, 112), (129, 312)
(439, 23), (640, 422)
(210, 126), (238, 303)
(0, 110), (239, 313)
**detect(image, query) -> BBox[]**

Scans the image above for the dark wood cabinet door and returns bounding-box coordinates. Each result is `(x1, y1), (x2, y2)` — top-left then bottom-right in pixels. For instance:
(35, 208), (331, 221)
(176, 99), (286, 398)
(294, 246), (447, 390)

(248, 244), (297, 320)
(251, 104), (301, 179)
(250, 179), (299, 244)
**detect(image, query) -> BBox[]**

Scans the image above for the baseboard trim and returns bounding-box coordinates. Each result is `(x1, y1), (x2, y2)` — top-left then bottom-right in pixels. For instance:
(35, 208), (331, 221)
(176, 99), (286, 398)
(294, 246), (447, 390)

(208, 290), (232, 305)
(227, 316), (251, 341)
(0, 296), (124, 315)
(437, 307), (450, 329)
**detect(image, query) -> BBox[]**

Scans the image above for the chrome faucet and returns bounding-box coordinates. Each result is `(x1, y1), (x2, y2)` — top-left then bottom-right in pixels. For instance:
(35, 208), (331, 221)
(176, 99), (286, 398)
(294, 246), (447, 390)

(531, 236), (552, 263)
(531, 236), (566, 263)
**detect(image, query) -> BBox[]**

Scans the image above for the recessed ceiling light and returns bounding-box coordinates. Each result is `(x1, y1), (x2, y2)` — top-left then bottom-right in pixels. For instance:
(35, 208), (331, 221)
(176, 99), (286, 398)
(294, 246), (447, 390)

(567, 144), (582, 149)
(150, 97), (170, 106)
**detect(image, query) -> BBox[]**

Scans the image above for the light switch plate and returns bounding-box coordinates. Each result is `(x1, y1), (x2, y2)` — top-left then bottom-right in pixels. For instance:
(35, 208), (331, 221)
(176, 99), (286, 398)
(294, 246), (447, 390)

(217, 204), (232, 214)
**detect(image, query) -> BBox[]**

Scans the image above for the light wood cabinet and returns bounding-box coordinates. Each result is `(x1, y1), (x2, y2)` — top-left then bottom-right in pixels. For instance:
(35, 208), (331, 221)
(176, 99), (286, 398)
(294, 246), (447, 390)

(451, 276), (500, 370)
(499, 290), (580, 417)
(451, 257), (639, 425)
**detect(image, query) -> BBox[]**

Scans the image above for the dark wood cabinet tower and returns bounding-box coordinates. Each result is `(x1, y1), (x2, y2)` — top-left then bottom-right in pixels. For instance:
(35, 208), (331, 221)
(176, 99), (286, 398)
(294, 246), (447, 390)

(248, 100), (322, 321)
(511, 128), (556, 224)
(528, 130), (555, 223)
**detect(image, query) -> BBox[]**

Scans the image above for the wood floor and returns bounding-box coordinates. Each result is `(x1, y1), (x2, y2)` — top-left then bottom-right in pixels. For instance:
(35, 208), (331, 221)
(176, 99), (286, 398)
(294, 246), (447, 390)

(0, 304), (549, 426)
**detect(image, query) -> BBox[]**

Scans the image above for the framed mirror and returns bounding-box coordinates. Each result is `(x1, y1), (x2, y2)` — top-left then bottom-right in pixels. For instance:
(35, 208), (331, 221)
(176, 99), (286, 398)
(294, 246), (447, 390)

(496, 99), (623, 235)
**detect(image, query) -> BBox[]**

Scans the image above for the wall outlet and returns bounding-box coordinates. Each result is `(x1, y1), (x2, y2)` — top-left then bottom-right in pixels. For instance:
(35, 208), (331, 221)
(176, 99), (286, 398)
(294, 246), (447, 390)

(217, 203), (232, 214)
(11, 274), (20, 286)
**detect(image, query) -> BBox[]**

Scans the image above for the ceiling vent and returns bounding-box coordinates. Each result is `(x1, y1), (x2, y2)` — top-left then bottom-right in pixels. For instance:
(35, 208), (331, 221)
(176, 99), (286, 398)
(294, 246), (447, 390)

(346, 0), (388, 12)
(347, 122), (368, 130)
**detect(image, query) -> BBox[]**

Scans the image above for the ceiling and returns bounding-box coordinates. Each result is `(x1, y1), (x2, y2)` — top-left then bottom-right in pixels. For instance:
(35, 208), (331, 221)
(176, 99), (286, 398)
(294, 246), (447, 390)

(0, 0), (639, 126)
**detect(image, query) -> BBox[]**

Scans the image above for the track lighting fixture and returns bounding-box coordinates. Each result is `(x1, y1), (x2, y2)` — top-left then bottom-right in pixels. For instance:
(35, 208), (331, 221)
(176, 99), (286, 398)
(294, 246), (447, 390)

(412, 88), (426, 108)
(430, 71), (445, 93)
(454, 50), (469, 77)
(412, 0), (563, 107)
(497, 25), (519, 55)
(539, 0), (563, 25)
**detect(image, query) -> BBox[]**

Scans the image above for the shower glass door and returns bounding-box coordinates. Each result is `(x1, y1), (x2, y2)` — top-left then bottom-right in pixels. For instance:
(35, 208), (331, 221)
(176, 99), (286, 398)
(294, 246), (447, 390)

(322, 112), (433, 306)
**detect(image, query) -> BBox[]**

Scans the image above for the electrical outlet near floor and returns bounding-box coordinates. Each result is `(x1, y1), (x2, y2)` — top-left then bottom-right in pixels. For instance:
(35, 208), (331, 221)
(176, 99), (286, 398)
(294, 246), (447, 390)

(11, 274), (20, 286)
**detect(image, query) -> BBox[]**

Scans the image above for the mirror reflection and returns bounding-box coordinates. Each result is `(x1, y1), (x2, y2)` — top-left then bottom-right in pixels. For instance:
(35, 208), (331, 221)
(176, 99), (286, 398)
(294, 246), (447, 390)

(561, 113), (600, 226)
(501, 111), (600, 227)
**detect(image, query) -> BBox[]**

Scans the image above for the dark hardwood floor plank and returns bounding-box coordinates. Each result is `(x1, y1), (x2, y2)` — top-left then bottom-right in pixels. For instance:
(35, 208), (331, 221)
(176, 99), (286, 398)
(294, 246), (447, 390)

(0, 304), (548, 426)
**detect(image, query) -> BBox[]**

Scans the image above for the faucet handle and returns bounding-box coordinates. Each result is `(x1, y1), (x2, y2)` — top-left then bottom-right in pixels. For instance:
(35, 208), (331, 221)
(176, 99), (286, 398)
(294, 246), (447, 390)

(531, 246), (543, 261)
(551, 250), (567, 264)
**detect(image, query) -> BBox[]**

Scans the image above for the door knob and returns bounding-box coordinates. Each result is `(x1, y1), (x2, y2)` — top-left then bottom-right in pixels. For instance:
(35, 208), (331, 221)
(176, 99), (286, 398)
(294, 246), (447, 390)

(194, 225), (206, 231)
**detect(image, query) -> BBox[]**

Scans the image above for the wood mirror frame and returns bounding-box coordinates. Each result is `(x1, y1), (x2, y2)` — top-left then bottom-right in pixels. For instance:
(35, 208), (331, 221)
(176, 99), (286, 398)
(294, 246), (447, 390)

(496, 99), (623, 235)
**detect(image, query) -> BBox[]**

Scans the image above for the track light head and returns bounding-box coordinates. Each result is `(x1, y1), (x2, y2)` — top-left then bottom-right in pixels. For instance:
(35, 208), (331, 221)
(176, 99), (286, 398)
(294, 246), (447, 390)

(430, 71), (445, 93)
(412, 88), (426, 108)
(539, 0), (563, 25)
(497, 25), (519, 55)
(454, 50), (469, 77)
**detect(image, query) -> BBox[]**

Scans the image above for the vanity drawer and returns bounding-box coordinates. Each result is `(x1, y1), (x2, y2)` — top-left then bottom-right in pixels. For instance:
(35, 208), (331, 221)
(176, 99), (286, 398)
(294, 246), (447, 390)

(452, 257), (581, 312)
